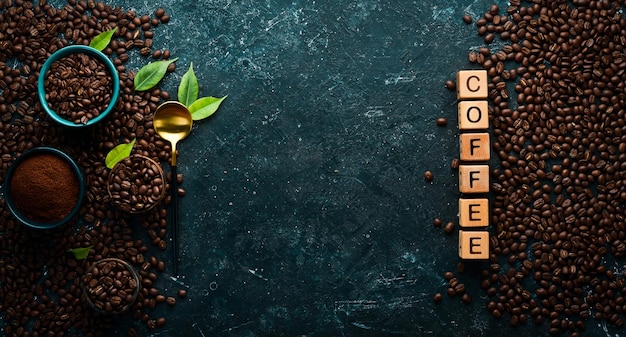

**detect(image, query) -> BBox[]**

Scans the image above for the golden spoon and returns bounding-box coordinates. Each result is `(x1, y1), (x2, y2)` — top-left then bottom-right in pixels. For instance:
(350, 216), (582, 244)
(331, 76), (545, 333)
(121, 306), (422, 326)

(153, 101), (193, 276)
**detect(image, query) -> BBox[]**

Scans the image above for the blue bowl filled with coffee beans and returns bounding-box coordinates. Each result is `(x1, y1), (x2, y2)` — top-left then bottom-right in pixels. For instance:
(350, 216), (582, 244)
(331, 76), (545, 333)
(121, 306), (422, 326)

(37, 45), (120, 127)
(3, 147), (86, 229)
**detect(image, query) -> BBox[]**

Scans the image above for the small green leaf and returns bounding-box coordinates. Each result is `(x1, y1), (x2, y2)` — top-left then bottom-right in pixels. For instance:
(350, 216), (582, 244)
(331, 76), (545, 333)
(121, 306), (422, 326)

(134, 57), (179, 91)
(89, 27), (118, 51)
(105, 139), (136, 169)
(68, 246), (93, 260)
(188, 96), (227, 121)
(178, 62), (198, 107)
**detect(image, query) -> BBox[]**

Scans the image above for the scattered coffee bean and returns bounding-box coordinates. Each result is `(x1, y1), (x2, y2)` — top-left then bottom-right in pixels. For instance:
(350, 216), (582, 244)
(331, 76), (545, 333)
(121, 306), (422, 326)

(443, 221), (455, 234)
(450, 158), (460, 170)
(456, 262), (465, 273)
(157, 260), (166, 272)
(155, 8), (166, 18)
(424, 170), (434, 182)
(436, 117), (448, 127)
(461, 293), (471, 304)
(433, 293), (443, 303)
(156, 317), (167, 327)
(462, 14), (473, 24)
(444, 80), (456, 90)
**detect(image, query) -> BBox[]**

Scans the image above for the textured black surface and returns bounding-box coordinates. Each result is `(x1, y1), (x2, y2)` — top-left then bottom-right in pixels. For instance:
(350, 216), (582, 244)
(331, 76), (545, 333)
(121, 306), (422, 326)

(52, 0), (620, 336)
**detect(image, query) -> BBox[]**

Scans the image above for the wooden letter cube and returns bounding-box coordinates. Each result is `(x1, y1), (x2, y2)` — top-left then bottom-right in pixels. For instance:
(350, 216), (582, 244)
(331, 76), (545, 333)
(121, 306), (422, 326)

(457, 70), (488, 99)
(459, 198), (489, 228)
(458, 101), (489, 130)
(460, 133), (490, 161)
(459, 165), (489, 194)
(458, 230), (489, 259)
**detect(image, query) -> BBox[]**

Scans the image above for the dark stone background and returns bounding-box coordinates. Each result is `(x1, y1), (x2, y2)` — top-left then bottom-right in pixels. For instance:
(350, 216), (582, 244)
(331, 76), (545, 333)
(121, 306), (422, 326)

(46, 0), (620, 336)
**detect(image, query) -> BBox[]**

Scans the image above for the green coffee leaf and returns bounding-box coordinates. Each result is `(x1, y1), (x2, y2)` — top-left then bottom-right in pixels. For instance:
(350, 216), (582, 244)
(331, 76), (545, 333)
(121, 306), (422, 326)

(105, 138), (136, 169)
(89, 27), (118, 51)
(68, 246), (93, 260)
(188, 95), (227, 121)
(134, 57), (179, 91)
(178, 62), (198, 107)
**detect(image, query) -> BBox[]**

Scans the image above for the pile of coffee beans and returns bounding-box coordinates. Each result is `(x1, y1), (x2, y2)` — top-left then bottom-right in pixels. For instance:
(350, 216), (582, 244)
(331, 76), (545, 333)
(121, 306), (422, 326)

(43, 53), (114, 124)
(0, 0), (186, 336)
(440, 1), (626, 336)
(108, 155), (165, 213)
(83, 258), (140, 314)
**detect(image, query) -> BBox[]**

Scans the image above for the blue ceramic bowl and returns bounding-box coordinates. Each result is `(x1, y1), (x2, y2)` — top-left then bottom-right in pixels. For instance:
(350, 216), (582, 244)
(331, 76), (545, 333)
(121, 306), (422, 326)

(37, 45), (120, 127)
(4, 147), (85, 229)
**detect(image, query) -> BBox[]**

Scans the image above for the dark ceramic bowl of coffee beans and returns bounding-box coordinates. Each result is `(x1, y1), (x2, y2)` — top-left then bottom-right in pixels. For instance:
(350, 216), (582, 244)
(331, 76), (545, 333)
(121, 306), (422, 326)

(108, 155), (166, 213)
(3, 147), (86, 229)
(37, 45), (120, 127)
(82, 258), (140, 315)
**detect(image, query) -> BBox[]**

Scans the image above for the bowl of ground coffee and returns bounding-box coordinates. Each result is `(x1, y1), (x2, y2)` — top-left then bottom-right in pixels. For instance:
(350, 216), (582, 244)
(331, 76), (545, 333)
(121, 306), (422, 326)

(37, 45), (120, 127)
(4, 147), (85, 229)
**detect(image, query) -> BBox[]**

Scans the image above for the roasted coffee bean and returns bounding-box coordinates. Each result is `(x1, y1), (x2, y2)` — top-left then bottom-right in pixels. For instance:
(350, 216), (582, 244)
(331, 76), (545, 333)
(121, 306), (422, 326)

(450, 158), (460, 170)
(157, 260), (165, 272)
(155, 8), (166, 18)
(457, 262), (465, 273)
(436, 117), (448, 127)
(424, 170), (434, 182)
(156, 317), (167, 327)
(461, 293), (471, 304)
(444, 222), (455, 235)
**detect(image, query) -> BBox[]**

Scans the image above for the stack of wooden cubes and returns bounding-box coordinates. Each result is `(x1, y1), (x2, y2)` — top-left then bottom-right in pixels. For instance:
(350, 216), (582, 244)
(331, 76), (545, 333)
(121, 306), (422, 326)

(456, 70), (490, 260)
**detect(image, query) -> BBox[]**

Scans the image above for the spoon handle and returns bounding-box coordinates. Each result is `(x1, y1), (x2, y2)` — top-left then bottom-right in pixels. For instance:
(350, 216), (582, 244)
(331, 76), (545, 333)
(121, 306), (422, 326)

(170, 164), (179, 277)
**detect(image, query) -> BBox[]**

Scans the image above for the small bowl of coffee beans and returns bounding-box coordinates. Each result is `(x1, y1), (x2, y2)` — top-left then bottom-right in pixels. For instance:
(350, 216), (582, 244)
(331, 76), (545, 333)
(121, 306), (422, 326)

(37, 45), (120, 127)
(82, 258), (140, 315)
(3, 147), (86, 229)
(108, 155), (166, 213)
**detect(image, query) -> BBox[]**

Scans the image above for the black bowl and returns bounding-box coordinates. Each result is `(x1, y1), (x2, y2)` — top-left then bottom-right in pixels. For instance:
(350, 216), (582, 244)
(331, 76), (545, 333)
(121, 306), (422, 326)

(4, 147), (85, 229)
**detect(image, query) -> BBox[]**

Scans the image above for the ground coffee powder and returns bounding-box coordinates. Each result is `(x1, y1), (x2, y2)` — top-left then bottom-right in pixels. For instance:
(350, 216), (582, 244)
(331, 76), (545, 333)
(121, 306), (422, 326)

(10, 153), (79, 222)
